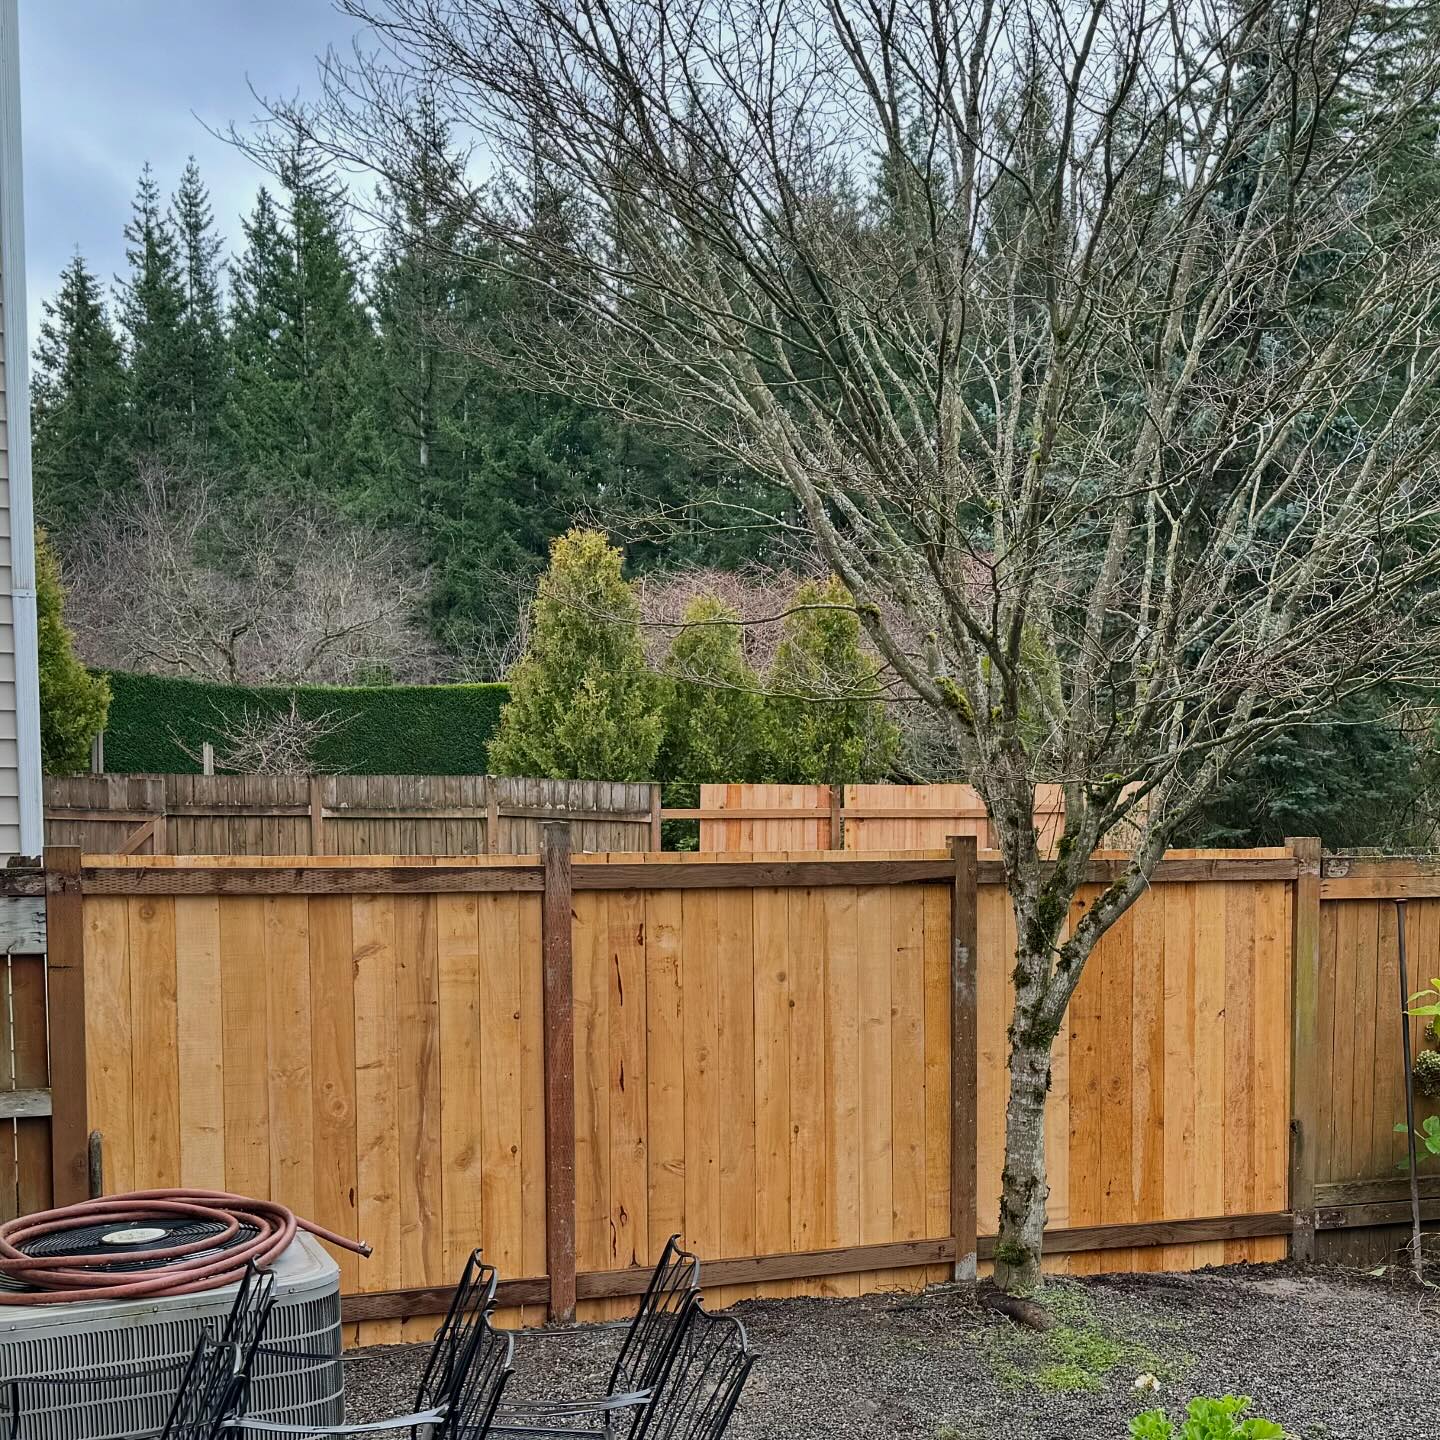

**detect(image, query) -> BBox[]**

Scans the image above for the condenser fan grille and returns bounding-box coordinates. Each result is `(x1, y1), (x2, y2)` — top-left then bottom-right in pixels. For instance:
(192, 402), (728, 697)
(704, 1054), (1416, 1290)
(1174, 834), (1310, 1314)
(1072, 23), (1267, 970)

(16, 1218), (261, 1272)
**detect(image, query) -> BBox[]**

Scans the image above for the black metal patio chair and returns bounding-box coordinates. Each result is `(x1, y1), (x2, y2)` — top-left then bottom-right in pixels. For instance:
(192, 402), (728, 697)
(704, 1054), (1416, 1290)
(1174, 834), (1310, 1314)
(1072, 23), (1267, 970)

(490, 1235), (701, 1440)
(234, 1252), (506, 1440)
(498, 1301), (753, 1440)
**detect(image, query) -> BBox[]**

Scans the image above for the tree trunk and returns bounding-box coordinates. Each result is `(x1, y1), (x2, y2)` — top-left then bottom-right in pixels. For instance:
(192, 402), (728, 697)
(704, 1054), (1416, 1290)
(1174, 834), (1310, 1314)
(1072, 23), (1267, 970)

(993, 1023), (1053, 1295)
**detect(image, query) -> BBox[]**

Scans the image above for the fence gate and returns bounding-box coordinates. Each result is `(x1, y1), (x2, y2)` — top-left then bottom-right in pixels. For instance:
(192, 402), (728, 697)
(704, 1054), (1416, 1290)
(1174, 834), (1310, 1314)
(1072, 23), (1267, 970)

(1292, 851), (1440, 1265)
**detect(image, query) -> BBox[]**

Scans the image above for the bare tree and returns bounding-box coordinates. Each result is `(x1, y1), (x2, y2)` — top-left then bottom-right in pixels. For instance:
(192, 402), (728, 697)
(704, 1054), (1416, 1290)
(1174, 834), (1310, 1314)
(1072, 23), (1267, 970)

(287, 0), (1440, 1294)
(66, 463), (439, 685)
(176, 697), (351, 774)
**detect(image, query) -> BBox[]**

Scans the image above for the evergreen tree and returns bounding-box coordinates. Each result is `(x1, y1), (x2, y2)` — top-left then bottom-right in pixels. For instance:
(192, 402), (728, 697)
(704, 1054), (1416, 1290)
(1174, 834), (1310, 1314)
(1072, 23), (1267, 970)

(35, 529), (109, 774)
(31, 253), (130, 529)
(223, 144), (385, 504)
(490, 528), (665, 779)
(660, 595), (767, 781)
(766, 577), (900, 784)
(118, 163), (188, 454)
(169, 158), (228, 456)
(224, 186), (297, 485)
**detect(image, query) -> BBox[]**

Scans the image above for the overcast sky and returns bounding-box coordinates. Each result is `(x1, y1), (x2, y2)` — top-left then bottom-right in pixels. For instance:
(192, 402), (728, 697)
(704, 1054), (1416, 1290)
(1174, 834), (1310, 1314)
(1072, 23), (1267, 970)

(17, 0), (364, 343)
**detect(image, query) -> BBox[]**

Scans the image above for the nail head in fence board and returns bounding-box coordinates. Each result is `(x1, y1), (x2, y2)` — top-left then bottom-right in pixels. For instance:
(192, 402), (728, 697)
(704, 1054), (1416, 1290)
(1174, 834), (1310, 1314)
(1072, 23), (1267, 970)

(1287, 837), (1322, 1261)
(949, 834), (979, 1282)
(541, 823), (577, 1323)
(45, 847), (87, 1206)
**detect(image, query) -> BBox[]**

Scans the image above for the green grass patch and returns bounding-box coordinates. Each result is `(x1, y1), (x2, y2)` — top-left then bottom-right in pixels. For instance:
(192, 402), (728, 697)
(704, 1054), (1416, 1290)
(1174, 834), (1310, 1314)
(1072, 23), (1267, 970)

(976, 1281), (1184, 1397)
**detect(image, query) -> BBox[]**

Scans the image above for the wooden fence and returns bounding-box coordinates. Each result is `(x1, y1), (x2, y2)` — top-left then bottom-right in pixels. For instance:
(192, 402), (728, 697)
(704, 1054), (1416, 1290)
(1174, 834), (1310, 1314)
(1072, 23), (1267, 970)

(1289, 852), (1440, 1266)
(8, 841), (1323, 1349)
(691, 783), (1067, 852)
(44, 775), (661, 857)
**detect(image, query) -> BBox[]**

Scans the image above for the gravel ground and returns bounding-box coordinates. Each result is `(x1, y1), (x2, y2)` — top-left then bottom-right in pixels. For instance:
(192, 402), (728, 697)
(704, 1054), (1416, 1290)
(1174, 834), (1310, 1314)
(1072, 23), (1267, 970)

(343, 1264), (1440, 1439)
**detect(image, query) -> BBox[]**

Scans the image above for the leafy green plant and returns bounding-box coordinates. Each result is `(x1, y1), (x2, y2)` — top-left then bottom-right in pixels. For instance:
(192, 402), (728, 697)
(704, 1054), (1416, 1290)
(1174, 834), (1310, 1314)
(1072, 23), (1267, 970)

(1130, 1396), (1286, 1439)
(1408, 979), (1440, 1024)
(1395, 1113), (1440, 1169)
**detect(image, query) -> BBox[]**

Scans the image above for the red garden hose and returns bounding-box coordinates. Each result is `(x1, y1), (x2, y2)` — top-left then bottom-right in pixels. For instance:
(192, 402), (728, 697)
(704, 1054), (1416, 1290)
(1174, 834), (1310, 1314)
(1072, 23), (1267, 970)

(0, 1189), (372, 1304)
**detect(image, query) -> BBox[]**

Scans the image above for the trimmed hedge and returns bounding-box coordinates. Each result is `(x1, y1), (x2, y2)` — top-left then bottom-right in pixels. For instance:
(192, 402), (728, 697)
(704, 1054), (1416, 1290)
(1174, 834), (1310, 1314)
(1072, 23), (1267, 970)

(100, 671), (510, 775)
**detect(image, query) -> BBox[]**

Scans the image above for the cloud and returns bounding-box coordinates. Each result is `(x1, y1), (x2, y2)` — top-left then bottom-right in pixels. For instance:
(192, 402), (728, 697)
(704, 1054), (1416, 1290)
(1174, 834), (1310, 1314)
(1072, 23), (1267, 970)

(16, 0), (365, 343)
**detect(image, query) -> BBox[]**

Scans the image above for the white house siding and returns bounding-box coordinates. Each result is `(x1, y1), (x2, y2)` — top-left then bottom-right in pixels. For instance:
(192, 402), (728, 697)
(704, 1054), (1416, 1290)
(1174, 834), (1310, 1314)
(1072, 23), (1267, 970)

(0, 0), (39, 858)
(0, 244), (21, 855)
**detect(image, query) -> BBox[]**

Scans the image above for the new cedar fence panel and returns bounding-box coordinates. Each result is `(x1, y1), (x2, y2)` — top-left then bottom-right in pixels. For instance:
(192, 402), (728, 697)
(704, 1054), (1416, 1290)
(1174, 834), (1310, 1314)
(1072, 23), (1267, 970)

(45, 775), (660, 858)
(79, 865), (548, 1347)
(974, 865), (1293, 1276)
(690, 782), (1067, 852)
(845, 783), (1066, 852)
(568, 862), (956, 1318)
(694, 784), (839, 852)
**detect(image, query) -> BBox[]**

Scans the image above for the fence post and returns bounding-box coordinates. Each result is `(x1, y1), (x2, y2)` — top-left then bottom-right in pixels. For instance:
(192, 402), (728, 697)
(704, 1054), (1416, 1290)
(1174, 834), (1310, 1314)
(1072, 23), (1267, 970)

(45, 846), (88, 1205)
(1287, 836), (1322, 1261)
(485, 776), (501, 856)
(648, 784), (662, 852)
(308, 776), (328, 856)
(541, 823), (577, 1321)
(949, 834), (979, 1281)
(827, 785), (844, 851)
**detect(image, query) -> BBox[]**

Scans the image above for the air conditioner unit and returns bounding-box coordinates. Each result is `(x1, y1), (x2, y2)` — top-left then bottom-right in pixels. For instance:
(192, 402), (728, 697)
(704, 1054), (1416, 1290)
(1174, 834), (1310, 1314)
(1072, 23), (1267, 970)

(0, 1222), (343, 1440)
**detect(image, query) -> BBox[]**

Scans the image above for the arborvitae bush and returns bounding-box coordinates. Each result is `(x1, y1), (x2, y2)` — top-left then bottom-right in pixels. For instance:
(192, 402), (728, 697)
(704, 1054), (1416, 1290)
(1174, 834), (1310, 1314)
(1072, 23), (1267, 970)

(490, 528), (665, 780)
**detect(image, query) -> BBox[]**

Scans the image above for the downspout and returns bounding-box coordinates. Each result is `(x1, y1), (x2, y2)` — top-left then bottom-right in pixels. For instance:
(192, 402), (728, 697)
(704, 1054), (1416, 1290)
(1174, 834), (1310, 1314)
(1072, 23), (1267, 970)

(0, 0), (44, 857)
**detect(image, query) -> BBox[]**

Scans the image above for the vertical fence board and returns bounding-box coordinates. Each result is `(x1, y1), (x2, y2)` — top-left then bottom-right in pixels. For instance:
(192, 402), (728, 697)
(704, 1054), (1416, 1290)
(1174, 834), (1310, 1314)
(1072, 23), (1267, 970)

(715, 888), (756, 1306)
(750, 887), (792, 1300)
(175, 896), (224, 1187)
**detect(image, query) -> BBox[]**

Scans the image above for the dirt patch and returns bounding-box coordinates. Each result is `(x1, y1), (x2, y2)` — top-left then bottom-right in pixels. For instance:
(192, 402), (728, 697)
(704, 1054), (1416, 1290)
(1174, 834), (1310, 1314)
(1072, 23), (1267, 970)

(343, 1263), (1440, 1438)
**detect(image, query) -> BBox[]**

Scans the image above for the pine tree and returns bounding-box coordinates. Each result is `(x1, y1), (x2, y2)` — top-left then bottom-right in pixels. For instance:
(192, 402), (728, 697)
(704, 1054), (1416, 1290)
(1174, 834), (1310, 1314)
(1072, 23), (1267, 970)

(31, 253), (130, 529)
(223, 145), (386, 505)
(223, 186), (298, 487)
(118, 163), (188, 454)
(169, 158), (228, 456)
(490, 528), (665, 779)
(661, 595), (767, 781)
(35, 529), (109, 774)
(766, 577), (900, 784)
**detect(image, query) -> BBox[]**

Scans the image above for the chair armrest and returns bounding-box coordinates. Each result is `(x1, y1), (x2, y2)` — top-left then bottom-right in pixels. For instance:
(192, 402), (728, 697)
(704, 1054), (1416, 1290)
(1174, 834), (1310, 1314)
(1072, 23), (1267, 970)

(226, 1408), (446, 1434)
(495, 1391), (649, 1417)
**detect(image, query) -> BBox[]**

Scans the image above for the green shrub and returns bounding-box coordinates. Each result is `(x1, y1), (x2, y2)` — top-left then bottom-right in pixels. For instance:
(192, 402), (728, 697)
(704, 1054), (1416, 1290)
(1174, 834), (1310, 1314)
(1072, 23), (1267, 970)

(490, 528), (664, 781)
(38, 530), (109, 774)
(661, 595), (767, 782)
(99, 671), (508, 774)
(1130, 1396), (1285, 1439)
(765, 576), (899, 784)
